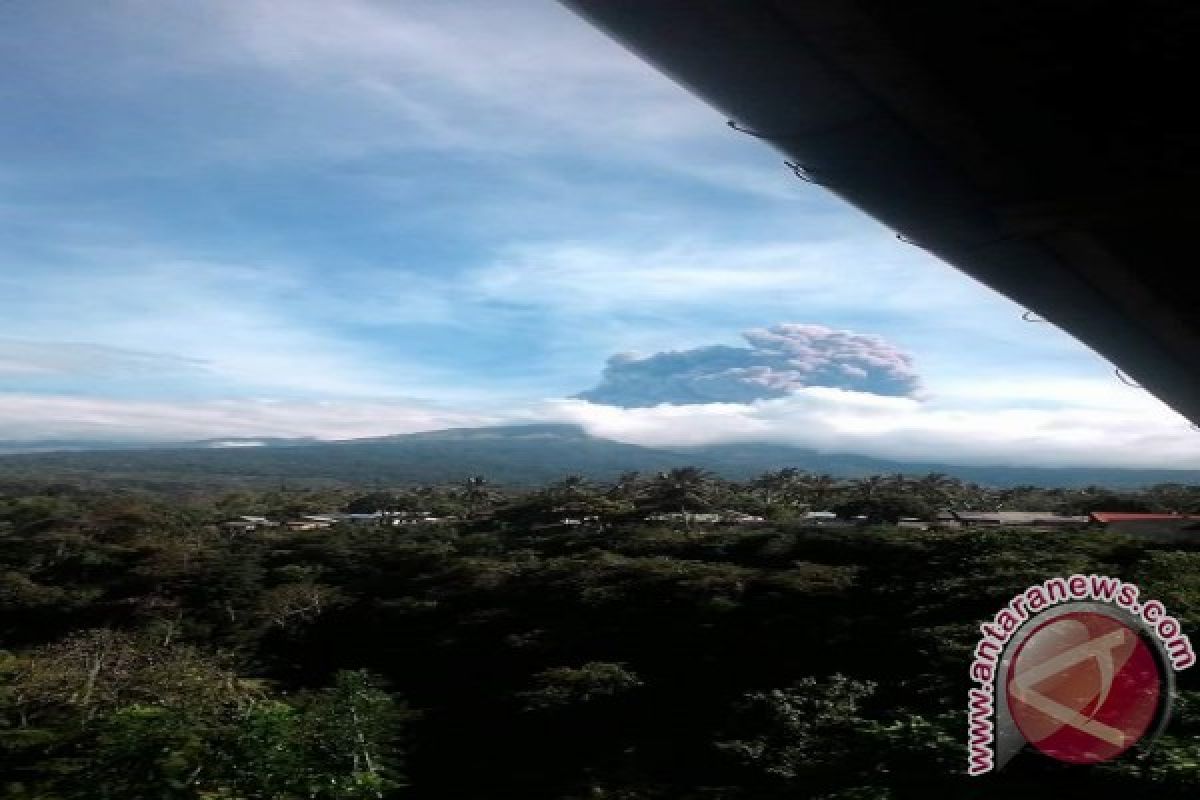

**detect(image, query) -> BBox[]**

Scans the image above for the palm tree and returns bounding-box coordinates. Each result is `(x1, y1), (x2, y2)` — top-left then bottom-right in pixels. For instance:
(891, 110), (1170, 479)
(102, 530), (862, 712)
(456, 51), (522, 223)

(752, 471), (784, 508)
(462, 475), (494, 519)
(1146, 483), (1199, 514)
(549, 474), (608, 515)
(958, 482), (995, 511)
(850, 476), (886, 505)
(551, 474), (591, 500)
(609, 471), (643, 501)
(649, 467), (716, 528)
(915, 473), (960, 510)
(506, 474), (610, 527)
(753, 467), (803, 508)
(800, 473), (839, 508)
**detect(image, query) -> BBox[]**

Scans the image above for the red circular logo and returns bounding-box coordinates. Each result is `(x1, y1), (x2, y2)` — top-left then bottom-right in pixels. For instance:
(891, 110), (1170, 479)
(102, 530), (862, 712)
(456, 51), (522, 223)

(1006, 611), (1163, 764)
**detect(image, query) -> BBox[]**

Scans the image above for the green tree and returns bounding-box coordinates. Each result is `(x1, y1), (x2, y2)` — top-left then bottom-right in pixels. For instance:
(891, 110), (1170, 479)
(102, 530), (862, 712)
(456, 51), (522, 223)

(461, 475), (496, 519)
(752, 468), (809, 516)
(914, 473), (959, 509)
(6, 629), (254, 727)
(646, 468), (717, 524)
(259, 582), (344, 630)
(517, 662), (643, 711)
(716, 674), (877, 787)
(263, 670), (409, 799)
(798, 473), (840, 508)
(608, 471), (643, 502)
(82, 705), (217, 800)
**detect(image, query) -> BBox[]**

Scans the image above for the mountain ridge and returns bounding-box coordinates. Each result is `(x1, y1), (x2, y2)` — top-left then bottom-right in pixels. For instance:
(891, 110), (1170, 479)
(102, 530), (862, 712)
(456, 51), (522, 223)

(0, 423), (1197, 489)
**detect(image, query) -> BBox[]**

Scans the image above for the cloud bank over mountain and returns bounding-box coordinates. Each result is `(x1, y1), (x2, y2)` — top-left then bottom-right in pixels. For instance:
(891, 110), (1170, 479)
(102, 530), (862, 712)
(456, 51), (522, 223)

(543, 387), (1200, 470)
(576, 324), (920, 407)
(553, 324), (1200, 469)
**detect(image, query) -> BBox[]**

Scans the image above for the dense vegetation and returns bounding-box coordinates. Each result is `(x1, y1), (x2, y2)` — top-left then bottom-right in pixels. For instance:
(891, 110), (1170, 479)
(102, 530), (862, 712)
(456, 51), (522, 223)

(3, 470), (1200, 798)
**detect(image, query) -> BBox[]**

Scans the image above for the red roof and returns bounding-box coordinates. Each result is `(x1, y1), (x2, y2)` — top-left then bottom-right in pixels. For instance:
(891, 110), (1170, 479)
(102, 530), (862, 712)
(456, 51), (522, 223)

(1091, 512), (1200, 523)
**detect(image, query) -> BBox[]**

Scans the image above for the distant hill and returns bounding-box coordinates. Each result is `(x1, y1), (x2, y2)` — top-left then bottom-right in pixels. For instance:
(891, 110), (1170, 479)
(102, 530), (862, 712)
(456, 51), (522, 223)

(0, 425), (678, 488)
(0, 423), (1197, 489)
(678, 440), (1200, 490)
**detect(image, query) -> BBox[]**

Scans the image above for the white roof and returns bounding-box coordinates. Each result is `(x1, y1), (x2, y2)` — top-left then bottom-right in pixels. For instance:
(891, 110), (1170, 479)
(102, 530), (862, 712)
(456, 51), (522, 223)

(952, 511), (1088, 523)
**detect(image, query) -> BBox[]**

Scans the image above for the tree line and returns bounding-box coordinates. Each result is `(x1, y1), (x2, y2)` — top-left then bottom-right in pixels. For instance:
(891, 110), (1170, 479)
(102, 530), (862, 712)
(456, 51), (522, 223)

(2, 475), (1200, 798)
(268, 468), (1200, 523)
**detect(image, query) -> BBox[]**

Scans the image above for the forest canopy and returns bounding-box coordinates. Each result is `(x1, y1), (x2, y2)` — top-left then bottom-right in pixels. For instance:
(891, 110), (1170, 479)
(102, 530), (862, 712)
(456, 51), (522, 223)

(2, 472), (1200, 798)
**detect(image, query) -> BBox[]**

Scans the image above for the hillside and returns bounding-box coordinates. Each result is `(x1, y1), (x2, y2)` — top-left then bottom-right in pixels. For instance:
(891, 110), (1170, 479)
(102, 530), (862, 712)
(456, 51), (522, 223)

(0, 425), (679, 487)
(1, 424), (1198, 489)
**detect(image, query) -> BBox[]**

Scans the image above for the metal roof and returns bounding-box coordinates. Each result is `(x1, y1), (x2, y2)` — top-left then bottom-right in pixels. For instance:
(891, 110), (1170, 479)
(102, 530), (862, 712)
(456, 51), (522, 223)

(952, 511), (1088, 523)
(1091, 512), (1200, 523)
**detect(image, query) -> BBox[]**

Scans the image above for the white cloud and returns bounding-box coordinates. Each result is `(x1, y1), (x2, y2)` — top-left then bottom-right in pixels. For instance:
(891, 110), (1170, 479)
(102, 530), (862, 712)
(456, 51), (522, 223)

(206, 0), (719, 149)
(0, 253), (471, 401)
(541, 385), (1200, 469)
(465, 235), (1043, 345)
(0, 394), (494, 443)
(470, 239), (880, 313)
(0, 339), (205, 377)
(926, 376), (1159, 411)
(49, 0), (784, 196)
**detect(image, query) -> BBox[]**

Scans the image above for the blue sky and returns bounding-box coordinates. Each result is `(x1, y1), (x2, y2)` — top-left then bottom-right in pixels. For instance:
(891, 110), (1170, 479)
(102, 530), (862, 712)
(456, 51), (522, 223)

(2, 0), (1198, 467)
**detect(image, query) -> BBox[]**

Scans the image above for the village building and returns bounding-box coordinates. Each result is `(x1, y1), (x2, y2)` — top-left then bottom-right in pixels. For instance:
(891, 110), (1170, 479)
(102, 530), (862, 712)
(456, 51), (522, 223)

(383, 511), (450, 526)
(721, 510), (766, 524)
(284, 514), (337, 531)
(1090, 512), (1200, 541)
(645, 512), (722, 525)
(936, 511), (1089, 528)
(219, 515), (278, 533)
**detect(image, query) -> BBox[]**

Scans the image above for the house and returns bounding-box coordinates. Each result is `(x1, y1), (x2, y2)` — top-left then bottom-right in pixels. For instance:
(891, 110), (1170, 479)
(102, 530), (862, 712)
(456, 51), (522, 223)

(530, 514), (603, 532)
(285, 514), (337, 531)
(897, 517), (930, 530)
(340, 512), (383, 526)
(1090, 512), (1200, 541)
(219, 515), (278, 533)
(382, 511), (448, 526)
(721, 510), (766, 524)
(940, 511), (1089, 528)
(645, 512), (722, 525)
(792, 511), (853, 529)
